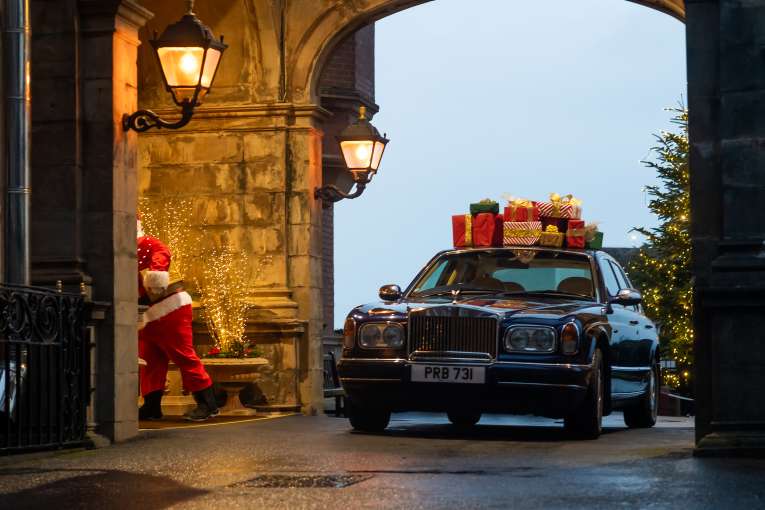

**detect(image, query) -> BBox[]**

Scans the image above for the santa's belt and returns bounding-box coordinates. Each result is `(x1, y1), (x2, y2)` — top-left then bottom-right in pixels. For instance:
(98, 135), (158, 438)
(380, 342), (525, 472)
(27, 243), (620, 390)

(143, 290), (192, 324)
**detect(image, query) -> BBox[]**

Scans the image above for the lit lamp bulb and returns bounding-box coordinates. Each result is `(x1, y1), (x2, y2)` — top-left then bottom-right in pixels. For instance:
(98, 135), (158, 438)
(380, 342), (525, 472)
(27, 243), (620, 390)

(355, 145), (371, 161)
(179, 52), (199, 77)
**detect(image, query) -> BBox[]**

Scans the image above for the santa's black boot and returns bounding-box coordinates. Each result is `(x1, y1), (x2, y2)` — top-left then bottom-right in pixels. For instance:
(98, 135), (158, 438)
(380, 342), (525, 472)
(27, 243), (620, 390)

(184, 386), (220, 422)
(139, 390), (164, 420)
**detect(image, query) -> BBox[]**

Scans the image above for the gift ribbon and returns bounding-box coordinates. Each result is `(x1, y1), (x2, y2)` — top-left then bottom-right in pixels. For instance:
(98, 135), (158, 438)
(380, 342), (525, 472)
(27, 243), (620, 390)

(465, 214), (472, 246)
(508, 199), (536, 220)
(505, 228), (541, 237)
(545, 225), (559, 233)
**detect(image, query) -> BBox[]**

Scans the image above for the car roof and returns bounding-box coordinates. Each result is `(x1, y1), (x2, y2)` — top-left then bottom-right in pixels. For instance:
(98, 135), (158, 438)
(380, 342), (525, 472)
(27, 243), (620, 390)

(437, 246), (599, 258)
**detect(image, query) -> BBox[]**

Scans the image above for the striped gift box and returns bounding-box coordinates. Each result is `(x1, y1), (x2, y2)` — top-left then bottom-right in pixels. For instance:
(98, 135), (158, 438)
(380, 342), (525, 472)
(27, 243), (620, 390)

(535, 200), (582, 219)
(503, 221), (542, 246)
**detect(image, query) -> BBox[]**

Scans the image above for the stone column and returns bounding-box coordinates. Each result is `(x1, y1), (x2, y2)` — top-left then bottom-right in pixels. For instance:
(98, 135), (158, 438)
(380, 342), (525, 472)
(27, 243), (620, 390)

(77, 0), (152, 442)
(688, 0), (765, 456)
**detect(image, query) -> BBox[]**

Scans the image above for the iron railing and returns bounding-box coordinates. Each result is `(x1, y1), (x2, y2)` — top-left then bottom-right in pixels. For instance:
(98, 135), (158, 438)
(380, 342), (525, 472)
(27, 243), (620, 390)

(0, 284), (90, 453)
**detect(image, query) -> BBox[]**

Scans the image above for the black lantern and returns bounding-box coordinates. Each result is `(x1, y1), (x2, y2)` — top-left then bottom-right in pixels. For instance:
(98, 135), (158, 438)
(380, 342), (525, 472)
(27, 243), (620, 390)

(123, 0), (227, 132)
(315, 106), (390, 203)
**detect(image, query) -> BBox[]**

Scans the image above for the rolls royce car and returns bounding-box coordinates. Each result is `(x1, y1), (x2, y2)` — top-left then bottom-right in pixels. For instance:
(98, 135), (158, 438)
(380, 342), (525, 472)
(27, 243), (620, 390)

(337, 247), (659, 439)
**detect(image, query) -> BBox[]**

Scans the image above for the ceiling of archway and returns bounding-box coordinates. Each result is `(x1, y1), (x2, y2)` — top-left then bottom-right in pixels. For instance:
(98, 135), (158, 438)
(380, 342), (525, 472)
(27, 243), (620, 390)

(628, 0), (685, 21)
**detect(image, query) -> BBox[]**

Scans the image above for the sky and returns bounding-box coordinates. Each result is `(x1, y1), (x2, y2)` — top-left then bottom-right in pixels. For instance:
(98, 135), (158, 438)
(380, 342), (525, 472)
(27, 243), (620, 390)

(333, 0), (687, 328)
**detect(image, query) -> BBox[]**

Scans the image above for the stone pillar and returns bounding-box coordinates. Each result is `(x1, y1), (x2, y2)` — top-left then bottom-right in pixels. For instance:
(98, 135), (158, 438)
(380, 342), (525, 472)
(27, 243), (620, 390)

(30, 0), (89, 288)
(77, 0), (152, 442)
(688, 0), (765, 456)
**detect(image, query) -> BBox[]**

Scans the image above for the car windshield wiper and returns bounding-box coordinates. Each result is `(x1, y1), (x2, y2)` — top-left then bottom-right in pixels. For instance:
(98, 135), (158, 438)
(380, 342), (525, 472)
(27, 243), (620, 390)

(489, 290), (594, 300)
(412, 286), (500, 298)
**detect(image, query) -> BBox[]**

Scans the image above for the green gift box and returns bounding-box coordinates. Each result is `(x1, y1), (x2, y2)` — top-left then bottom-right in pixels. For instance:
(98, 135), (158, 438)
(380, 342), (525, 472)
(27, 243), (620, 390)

(585, 231), (604, 250)
(469, 199), (499, 215)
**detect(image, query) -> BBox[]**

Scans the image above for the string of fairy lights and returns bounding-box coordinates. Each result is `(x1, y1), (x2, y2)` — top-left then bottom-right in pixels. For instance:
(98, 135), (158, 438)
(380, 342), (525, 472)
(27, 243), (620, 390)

(629, 107), (692, 392)
(139, 196), (254, 357)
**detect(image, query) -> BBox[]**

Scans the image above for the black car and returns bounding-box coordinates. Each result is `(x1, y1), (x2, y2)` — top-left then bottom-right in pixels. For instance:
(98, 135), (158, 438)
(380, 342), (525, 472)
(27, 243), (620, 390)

(337, 247), (659, 439)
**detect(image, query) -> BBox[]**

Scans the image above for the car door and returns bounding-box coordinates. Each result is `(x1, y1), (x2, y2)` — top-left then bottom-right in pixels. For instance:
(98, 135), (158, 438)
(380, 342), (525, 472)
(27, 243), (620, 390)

(598, 257), (633, 395)
(609, 259), (654, 395)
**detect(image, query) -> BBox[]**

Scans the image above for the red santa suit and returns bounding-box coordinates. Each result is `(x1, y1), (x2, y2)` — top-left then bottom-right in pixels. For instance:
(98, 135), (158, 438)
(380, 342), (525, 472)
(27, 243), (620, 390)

(138, 235), (212, 397)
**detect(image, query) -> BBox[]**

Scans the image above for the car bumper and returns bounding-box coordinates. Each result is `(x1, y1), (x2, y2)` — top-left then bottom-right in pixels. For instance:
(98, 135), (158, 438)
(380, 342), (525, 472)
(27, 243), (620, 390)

(337, 358), (594, 418)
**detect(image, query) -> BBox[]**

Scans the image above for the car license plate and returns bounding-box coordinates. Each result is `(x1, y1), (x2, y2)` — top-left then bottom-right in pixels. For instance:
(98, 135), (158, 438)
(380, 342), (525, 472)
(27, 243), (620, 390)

(411, 365), (486, 384)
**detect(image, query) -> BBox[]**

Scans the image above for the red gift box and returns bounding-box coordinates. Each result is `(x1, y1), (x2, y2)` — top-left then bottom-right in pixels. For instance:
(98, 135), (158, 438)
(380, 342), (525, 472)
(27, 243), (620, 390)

(566, 219), (586, 249)
(452, 214), (473, 248)
(453, 213), (503, 248)
(503, 201), (540, 222)
(473, 213), (503, 247)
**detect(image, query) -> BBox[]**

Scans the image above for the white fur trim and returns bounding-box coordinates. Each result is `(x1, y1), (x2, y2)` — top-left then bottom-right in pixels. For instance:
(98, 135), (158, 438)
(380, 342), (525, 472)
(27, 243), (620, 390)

(143, 270), (169, 291)
(144, 291), (192, 324)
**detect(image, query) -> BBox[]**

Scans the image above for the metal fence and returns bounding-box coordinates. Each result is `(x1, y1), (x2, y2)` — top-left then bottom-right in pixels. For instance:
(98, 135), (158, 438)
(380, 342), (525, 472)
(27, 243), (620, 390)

(0, 284), (90, 453)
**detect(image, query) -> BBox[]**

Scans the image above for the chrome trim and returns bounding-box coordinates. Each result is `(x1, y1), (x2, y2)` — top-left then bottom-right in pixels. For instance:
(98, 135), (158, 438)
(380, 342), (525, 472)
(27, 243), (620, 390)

(340, 377), (401, 384)
(503, 325), (557, 354)
(410, 351), (493, 362)
(611, 365), (652, 372)
(341, 357), (594, 370)
(408, 312), (499, 359)
(340, 358), (406, 363)
(493, 360), (593, 369)
(496, 381), (587, 391)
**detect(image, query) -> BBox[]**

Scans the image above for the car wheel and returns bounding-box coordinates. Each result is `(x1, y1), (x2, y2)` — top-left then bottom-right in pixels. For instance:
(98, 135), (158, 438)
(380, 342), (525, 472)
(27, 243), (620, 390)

(447, 411), (481, 428)
(623, 363), (659, 428)
(564, 348), (603, 440)
(346, 399), (391, 433)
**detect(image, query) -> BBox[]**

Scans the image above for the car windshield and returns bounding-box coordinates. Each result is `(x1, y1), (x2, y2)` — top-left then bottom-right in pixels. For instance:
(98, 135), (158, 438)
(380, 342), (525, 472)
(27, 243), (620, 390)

(409, 249), (596, 299)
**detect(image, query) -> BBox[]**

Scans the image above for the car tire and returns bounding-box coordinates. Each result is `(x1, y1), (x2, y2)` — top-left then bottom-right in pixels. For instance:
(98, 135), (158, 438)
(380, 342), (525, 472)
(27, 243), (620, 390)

(447, 411), (481, 428)
(347, 400), (391, 433)
(623, 363), (659, 429)
(564, 348), (604, 440)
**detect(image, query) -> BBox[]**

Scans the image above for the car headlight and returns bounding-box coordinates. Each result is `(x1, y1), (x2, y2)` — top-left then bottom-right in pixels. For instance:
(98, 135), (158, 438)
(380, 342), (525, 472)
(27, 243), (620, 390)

(504, 327), (556, 353)
(358, 323), (405, 349)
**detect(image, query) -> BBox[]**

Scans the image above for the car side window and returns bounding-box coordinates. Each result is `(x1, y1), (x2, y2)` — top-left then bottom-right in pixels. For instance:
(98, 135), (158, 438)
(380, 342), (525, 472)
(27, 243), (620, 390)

(609, 261), (629, 290)
(610, 261), (640, 312)
(599, 260), (620, 297)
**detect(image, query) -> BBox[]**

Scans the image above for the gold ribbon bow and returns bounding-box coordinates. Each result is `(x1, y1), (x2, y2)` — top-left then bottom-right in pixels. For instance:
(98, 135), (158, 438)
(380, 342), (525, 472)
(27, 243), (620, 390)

(545, 225), (559, 233)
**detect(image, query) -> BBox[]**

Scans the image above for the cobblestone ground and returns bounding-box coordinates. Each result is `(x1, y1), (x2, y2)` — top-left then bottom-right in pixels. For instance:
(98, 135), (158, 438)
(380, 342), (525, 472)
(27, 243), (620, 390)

(0, 413), (763, 510)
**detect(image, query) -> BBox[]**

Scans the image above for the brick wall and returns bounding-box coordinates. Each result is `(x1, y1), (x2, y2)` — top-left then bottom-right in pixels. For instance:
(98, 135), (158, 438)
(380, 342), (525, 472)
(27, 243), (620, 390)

(317, 24), (377, 332)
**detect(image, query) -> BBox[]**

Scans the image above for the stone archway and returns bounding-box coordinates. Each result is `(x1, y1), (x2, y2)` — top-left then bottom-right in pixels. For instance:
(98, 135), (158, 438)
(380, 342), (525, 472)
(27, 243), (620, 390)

(133, 0), (765, 455)
(290, 0), (686, 105)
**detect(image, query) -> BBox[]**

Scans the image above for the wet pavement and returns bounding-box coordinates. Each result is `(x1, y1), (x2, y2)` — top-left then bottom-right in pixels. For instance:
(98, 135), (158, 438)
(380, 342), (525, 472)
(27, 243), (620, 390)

(0, 412), (763, 509)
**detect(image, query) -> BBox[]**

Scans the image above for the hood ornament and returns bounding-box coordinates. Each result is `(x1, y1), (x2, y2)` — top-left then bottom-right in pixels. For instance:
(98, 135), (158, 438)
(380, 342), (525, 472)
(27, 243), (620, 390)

(451, 289), (461, 304)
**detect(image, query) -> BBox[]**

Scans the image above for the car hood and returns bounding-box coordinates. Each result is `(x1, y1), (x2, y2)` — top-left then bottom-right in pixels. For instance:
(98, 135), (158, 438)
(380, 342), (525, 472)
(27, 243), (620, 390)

(353, 295), (600, 321)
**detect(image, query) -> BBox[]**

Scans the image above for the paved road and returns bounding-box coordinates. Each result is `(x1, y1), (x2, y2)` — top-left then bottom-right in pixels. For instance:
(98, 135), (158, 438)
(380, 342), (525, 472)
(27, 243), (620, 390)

(0, 412), (763, 510)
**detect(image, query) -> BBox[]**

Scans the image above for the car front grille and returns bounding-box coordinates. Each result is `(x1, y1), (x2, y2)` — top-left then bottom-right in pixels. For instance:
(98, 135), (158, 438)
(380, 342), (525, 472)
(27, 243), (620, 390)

(408, 314), (498, 358)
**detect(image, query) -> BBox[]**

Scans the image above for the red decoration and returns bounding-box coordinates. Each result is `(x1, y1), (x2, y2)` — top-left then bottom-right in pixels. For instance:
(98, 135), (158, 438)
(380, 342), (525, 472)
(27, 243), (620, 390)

(473, 213), (503, 247)
(452, 214), (473, 248)
(503, 202), (540, 222)
(566, 219), (586, 249)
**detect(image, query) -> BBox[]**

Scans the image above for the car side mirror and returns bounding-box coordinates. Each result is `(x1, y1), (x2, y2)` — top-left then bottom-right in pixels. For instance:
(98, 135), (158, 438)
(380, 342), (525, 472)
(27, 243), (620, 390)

(611, 288), (642, 306)
(379, 284), (402, 302)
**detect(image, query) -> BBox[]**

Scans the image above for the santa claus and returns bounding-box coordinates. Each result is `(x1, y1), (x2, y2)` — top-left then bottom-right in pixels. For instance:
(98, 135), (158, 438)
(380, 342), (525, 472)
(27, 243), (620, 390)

(137, 217), (219, 421)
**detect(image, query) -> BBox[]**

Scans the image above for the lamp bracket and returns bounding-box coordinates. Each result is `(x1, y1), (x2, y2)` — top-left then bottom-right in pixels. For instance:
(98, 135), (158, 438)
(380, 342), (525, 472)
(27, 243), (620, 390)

(122, 101), (194, 132)
(314, 182), (368, 204)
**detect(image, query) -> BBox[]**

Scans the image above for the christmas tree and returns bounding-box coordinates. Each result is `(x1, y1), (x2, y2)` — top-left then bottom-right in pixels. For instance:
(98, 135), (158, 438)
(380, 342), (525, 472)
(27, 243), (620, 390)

(628, 107), (692, 394)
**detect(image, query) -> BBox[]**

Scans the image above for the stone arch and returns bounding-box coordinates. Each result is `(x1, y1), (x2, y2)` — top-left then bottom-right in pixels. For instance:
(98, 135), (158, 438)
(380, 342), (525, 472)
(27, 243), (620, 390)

(291, 0), (686, 104)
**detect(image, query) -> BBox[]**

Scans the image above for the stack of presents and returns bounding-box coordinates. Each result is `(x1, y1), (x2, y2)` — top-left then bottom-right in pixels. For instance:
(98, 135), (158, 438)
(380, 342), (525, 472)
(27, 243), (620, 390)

(452, 194), (604, 249)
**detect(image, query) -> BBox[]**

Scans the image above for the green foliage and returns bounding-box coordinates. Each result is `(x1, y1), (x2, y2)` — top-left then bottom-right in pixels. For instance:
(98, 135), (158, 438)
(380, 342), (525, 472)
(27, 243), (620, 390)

(628, 107), (692, 394)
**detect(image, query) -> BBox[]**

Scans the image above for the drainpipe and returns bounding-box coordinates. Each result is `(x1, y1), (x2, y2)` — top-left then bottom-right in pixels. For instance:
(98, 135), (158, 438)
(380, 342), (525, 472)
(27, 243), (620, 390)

(3, 0), (31, 285)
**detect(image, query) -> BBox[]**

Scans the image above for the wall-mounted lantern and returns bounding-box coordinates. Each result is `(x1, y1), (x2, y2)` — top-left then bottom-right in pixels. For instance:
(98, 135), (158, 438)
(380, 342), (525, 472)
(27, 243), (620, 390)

(123, 0), (227, 132)
(315, 106), (390, 203)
